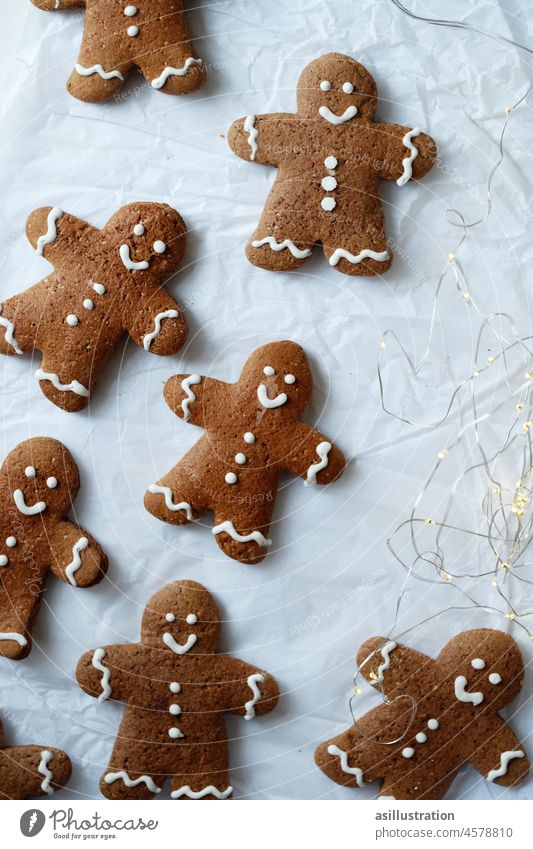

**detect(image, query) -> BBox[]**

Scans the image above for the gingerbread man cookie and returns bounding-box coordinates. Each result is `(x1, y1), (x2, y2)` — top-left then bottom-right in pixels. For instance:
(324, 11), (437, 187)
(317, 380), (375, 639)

(228, 53), (437, 276)
(0, 202), (188, 412)
(144, 341), (345, 564)
(0, 717), (71, 799)
(315, 629), (529, 800)
(76, 580), (279, 800)
(0, 438), (107, 660)
(31, 0), (205, 102)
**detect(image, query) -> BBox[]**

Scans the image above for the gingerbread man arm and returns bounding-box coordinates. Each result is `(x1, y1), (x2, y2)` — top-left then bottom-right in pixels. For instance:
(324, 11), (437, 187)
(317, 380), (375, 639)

(468, 715), (529, 788)
(370, 125), (437, 184)
(48, 521), (107, 588)
(0, 745), (72, 799)
(123, 293), (188, 356)
(163, 373), (229, 427)
(26, 206), (97, 269)
(32, 0), (85, 9)
(215, 656), (279, 719)
(76, 644), (138, 704)
(227, 114), (295, 167)
(280, 421), (345, 485)
(357, 637), (434, 698)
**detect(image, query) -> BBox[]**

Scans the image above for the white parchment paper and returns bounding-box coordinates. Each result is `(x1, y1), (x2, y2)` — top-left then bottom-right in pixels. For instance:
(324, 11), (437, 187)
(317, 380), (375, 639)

(0, 0), (533, 799)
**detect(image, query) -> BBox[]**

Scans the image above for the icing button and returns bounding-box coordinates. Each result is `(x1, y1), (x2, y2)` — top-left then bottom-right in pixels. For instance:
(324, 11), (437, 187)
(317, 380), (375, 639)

(127, 25), (139, 37)
(169, 682), (181, 694)
(225, 472), (237, 485)
(0, 555), (8, 567)
(5, 536), (17, 548)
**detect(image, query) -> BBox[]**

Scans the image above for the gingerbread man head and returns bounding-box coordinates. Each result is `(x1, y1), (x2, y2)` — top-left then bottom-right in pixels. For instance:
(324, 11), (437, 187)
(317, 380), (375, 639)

(238, 341), (314, 417)
(1, 437), (80, 517)
(297, 53), (378, 123)
(104, 202), (186, 279)
(141, 580), (221, 654)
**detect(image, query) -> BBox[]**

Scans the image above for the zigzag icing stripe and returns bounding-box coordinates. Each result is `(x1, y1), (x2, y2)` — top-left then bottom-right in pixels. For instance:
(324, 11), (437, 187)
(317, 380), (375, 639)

(35, 368), (89, 397)
(244, 673), (265, 719)
(148, 485), (192, 520)
(0, 305), (22, 354)
(75, 63), (124, 82)
(244, 115), (259, 160)
(170, 785), (233, 799)
(104, 771), (161, 793)
(151, 58), (203, 89)
(143, 310), (180, 350)
(65, 537), (89, 586)
(38, 750), (54, 795)
(36, 207), (63, 256)
(486, 750), (525, 782)
(327, 745), (364, 786)
(212, 520), (271, 547)
(329, 247), (390, 267)
(251, 236), (311, 259)
(397, 127), (421, 187)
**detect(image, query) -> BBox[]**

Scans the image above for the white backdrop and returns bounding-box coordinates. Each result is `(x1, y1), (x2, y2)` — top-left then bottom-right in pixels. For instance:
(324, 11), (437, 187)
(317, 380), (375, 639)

(0, 0), (533, 800)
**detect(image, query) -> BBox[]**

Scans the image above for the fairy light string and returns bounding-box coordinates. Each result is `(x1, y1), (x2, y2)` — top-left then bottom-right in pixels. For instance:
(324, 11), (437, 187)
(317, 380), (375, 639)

(348, 2), (533, 741)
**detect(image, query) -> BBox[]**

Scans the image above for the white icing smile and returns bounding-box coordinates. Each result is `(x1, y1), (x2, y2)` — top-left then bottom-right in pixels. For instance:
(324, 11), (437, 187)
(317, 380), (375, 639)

(163, 631), (197, 655)
(257, 383), (287, 409)
(454, 675), (484, 706)
(319, 105), (358, 125)
(13, 489), (47, 516)
(119, 244), (149, 271)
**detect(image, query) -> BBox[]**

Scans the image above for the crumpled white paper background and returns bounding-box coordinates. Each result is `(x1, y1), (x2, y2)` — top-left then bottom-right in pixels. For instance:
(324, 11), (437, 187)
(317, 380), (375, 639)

(0, 0), (532, 800)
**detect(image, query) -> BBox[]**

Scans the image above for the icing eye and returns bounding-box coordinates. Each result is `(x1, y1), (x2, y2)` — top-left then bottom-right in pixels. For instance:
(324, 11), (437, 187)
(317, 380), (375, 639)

(153, 241), (166, 254)
(133, 223), (145, 236)
(165, 612), (176, 622)
(284, 374), (296, 384)
(46, 477), (58, 489)
(320, 80), (331, 92)
(342, 82), (354, 94)
(186, 613), (198, 625)
(25, 466), (36, 478)
(489, 673), (502, 685)
(263, 366), (275, 376)
(471, 658), (485, 670)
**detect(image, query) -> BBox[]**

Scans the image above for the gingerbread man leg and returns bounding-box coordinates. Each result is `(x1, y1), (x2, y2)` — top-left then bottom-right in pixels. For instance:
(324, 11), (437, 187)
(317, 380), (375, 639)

(35, 353), (91, 413)
(67, 40), (131, 103)
(320, 184), (392, 277)
(212, 500), (275, 565)
(144, 461), (209, 527)
(169, 742), (232, 800)
(100, 763), (163, 800)
(0, 746), (71, 799)
(137, 45), (205, 96)
(246, 179), (316, 272)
